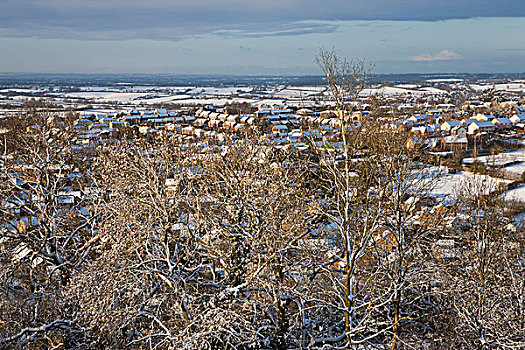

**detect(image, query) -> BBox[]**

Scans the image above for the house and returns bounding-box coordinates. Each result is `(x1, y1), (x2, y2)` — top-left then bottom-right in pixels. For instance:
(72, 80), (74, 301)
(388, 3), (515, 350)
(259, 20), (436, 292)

(155, 109), (169, 117)
(109, 121), (129, 130)
(428, 109), (444, 116)
(233, 123), (247, 133)
(406, 136), (425, 150)
(408, 114), (430, 126)
(182, 126), (194, 135)
(451, 126), (466, 137)
(436, 103), (455, 112)
(510, 113), (525, 124)
(443, 135), (468, 151)
(297, 108), (313, 115)
(440, 120), (462, 133)
(141, 113), (157, 120)
(272, 124), (288, 136)
(123, 114), (141, 125)
(184, 116), (196, 124)
(461, 118), (477, 126)
(127, 109), (140, 116)
(75, 118), (92, 127)
(411, 125), (435, 135)
(287, 129), (303, 143)
(492, 117), (513, 129)
(226, 115), (239, 123)
(510, 106), (525, 115)
(468, 120), (495, 134)
(515, 123), (525, 133)
(474, 113), (495, 122)
(398, 103), (415, 111)
(194, 118), (209, 127)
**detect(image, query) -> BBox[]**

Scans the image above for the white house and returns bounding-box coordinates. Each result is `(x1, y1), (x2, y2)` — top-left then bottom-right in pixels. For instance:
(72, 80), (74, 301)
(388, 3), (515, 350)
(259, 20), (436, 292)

(510, 113), (525, 124)
(468, 120), (495, 134)
(461, 118), (477, 126)
(408, 114), (430, 126)
(451, 125), (467, 137)
(474, 113), (495, 121)
(440, 120), (462, 132)
(492, 117), (513, 129)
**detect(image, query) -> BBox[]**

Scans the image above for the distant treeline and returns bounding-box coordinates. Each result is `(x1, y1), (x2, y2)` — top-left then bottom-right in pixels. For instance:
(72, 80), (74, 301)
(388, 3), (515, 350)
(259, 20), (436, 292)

(1, 72), (525, 88)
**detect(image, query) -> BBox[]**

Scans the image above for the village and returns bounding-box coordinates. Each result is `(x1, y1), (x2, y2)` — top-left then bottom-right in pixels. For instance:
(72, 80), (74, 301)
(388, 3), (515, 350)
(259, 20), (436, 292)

(1, 76), (524, 348)
(1, 0), (524, 345)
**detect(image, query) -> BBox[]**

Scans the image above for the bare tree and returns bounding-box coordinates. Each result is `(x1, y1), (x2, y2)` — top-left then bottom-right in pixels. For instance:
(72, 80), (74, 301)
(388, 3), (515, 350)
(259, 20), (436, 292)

(0, 109), (99, 348)
(439, 176), (525, 349)
(72, 134), (316, 349)
(303, 49), (398, 348)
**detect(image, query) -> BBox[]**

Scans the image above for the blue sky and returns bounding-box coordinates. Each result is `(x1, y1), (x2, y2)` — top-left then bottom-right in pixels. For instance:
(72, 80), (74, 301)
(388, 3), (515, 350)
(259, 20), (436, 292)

(0, 0), (524, 74)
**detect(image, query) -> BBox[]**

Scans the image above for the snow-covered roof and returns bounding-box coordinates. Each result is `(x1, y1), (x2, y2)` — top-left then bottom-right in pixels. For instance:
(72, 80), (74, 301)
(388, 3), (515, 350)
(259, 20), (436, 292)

(493, 118), (512, 124)
(442, 120), (462, 127)
(472, 121), (495, 128)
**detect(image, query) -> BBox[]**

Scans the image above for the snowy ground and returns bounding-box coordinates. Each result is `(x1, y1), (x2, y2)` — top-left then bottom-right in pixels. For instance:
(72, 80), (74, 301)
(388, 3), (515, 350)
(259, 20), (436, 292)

(420, 163), (525, 203)
(504, 162), (525, 176)
(187, 87), (253, 95)
(463, 149), (525, 176)
(469, 81), (525, 93)
(51, 85), (327, 106)
(359, 85), (450, 98)
(418, 167), (515, 201)
(0, 88), (46, 93)
(504, 185), (525, 202)
(432, 171), (510, 198)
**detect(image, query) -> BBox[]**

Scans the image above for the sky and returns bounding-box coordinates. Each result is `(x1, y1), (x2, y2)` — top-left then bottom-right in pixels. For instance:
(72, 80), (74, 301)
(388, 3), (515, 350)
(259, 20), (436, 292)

(0, 0), (524, 75)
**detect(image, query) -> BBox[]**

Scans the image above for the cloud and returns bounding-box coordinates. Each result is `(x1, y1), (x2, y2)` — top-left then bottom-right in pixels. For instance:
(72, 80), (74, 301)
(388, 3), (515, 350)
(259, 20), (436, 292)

(214, 21), (338, 39)
(0, 0), (524, 40)
(408, 50), (465, 61)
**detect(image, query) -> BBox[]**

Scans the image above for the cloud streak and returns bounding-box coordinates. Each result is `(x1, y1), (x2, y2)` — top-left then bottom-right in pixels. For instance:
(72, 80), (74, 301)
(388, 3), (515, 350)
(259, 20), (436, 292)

(214, 22), (338, 39)
(0, 0), (524, 40)
(408, 50), (465, 62)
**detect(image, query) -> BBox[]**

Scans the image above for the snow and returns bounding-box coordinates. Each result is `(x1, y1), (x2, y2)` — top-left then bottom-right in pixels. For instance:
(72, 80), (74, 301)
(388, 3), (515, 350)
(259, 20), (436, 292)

(503, 185), (525, 202)
(395, 84), (418, 89)
(426, 78), (464, 82)
(359, 85), (451, 97)
(469, 84), (494, 92)
(273, 88), (321, 98)
(419, 87), (448, 94)
(419, 167), (511, 201)
(469, 83), (525, 93)
(463, 149), (525, 172)
(503, 162), (525, 176)
(187, 87), (253, 95)
(359, 86), (424, 97)
(0, 88), (45, 93)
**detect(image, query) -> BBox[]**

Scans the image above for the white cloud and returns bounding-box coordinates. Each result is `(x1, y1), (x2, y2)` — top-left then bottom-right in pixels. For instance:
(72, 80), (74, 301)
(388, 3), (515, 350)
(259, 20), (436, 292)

(408, 50), (465, 62)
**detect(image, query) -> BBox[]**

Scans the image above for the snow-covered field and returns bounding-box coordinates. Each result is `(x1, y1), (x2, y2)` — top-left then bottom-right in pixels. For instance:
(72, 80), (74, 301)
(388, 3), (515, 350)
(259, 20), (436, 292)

(504, 162), (525, 176)
(359, 86), (424, 97)
(53, 85), (327, 105)
(418, 167), (516, 201)
(419, 165), (525, 203)
(504, 185), (525, 202)
(470, 81), (525, 93)
(463, 149), (525, 176)
(431, 171), (510, 199)
(359, 85), (450, 98)
(136, 97), (258, 106)
(187, 87), (253, 95)
(0, 88), (46, 93)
